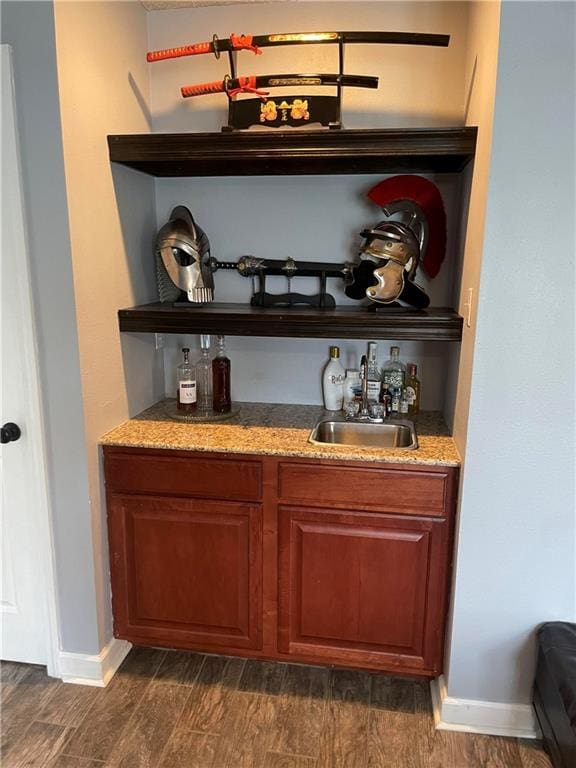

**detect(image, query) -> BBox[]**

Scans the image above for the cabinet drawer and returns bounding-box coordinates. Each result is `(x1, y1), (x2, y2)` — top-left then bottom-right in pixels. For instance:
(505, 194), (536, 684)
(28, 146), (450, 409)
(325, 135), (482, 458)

(278, 461), (448, 515)
(105, 451), (262, 501)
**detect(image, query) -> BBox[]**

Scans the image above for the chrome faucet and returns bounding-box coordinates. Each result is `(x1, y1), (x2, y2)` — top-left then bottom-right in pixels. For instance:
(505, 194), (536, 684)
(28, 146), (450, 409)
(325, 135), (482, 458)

(359, 355), (370, 418)
(345, 354), (385, 423)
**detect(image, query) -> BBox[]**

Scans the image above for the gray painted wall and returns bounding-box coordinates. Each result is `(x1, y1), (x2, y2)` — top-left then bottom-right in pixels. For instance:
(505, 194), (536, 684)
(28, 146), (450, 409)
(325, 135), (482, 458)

(0, 1), (100, 653)
(446, 0), (576, 703)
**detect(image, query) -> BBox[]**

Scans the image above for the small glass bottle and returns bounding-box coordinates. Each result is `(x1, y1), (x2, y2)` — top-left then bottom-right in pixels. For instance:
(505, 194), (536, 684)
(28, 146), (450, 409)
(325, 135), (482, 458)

(382, 346), (406, 395)
(405, 363), (421, 417)
(195, 334), (212, 414)
(212, 335), (231, 413)
(366, 342), (381, 403)
(390, 386), (401, 415)
(177, 347), (197, 413)
(399, 390), (410, 416)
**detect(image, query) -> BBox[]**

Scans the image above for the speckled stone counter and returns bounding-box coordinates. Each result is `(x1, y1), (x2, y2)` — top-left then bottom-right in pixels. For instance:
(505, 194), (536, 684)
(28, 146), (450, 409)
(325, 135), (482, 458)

(100, 400), (460, 466)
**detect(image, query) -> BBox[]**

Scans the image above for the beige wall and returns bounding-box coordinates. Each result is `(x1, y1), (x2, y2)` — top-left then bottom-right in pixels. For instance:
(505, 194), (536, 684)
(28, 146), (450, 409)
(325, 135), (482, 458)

(448, 0), (501, 451)
(54, 0), (164, 645)
(442, 0), (500, 692)
(149, 1), (469, 132)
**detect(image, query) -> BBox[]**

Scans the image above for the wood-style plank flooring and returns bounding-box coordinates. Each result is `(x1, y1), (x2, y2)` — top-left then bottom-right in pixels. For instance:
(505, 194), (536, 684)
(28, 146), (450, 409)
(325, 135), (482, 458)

(1, 648), (553, 768)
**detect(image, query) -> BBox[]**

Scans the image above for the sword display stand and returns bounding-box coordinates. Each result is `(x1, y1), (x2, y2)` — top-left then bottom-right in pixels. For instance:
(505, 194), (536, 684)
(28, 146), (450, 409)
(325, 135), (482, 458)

(214, 256), (352, 308)
(251, 271), (336, 308)
(148, 30), (449, 132)
(222, 40), (347, 131)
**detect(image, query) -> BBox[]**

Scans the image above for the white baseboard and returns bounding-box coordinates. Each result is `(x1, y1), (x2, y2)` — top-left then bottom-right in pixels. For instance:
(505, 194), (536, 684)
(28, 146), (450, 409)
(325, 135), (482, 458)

(430, 675), (540, 739)
(58, 638), (132, 687)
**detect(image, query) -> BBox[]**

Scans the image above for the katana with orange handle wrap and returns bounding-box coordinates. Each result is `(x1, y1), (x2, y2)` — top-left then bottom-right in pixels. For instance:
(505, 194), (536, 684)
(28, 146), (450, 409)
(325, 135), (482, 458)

(181, 73), (379, 99)
(148, 30), (449, 63)
(147, 33), (262, 62)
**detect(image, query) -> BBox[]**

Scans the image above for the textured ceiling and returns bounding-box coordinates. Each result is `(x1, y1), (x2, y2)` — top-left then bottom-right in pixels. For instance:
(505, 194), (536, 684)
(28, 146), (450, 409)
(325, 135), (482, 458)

(140, 1), (283, 10)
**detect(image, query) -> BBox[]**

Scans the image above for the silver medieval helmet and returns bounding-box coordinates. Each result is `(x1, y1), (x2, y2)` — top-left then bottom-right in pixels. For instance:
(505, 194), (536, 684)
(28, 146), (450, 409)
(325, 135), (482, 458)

(155, 206), (214, 303)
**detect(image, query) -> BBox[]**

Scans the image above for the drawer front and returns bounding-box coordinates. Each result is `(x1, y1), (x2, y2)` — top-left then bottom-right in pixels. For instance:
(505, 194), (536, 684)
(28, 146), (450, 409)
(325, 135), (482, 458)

(278, 461), (448, 515)
(105, 452), (262, 501)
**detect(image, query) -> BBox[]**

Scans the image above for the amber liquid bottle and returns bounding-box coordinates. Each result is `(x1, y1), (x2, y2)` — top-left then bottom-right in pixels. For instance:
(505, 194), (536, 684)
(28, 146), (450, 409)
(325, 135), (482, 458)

(405, 363), (421, 417)
(212, 335), (231, 413)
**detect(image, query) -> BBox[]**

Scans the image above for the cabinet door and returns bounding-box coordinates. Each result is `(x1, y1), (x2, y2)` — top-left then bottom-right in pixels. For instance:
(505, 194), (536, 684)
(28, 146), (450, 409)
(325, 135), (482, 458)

(278, 505), (450, 674)
(108, 494), (262, 651)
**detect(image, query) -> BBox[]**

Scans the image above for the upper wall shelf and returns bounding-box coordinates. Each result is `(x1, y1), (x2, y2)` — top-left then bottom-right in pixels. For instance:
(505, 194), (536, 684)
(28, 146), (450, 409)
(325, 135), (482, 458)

(107, 127), (477, 177)
(118, 303), (463, 342)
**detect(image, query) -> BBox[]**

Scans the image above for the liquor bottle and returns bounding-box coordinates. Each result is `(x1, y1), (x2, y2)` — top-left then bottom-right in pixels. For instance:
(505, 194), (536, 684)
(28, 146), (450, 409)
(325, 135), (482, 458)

(366, 342), (382, 403)
(390, 386), (401, 415)
(399, 390), (410, 416)
(405, 363), (421, 417)
(381, 346), (406, 395)
(212, 335), (231, 413)
(322, 346), (345, 411)
(343, 369), (361, 405)
(177, 347), (197, 412)
(195, 334), (212, 413)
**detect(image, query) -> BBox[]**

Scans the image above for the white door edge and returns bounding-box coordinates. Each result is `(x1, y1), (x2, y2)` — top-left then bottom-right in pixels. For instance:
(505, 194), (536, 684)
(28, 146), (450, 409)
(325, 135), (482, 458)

(1, 44), (61, 677)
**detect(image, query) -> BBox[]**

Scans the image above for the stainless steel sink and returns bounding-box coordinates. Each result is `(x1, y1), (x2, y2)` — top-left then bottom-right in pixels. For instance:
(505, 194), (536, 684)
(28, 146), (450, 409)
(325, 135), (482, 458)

(309, 418), (418, 450)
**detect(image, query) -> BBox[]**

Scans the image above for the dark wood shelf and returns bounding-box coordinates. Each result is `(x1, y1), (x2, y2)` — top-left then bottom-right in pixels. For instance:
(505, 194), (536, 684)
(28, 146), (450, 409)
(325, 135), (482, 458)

(118, 303), (463, 341)
(108, 127), (477, 177)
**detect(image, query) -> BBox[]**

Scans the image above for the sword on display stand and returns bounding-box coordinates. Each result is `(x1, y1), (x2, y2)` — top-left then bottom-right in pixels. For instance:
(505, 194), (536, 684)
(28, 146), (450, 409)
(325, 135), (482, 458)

(180, 73), (379, 99)
(147, 30), (450, 62)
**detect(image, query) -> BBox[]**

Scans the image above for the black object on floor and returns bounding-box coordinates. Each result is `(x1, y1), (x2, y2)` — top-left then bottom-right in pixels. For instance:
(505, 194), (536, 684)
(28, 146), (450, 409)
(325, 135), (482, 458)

(534, 621), (576, 768)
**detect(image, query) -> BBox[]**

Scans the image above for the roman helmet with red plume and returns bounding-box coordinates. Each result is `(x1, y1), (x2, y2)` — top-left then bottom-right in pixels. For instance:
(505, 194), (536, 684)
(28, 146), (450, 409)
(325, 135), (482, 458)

(346, 175), (447, 308)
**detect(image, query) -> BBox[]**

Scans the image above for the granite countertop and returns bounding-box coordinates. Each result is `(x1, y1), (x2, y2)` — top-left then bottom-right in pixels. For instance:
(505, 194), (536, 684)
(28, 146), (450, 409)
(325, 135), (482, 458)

(100, 400), (460, 466)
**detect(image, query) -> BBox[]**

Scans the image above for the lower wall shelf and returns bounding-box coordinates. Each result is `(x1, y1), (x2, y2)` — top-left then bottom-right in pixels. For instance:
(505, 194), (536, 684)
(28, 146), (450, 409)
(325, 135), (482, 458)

(118, 302), (463, 341)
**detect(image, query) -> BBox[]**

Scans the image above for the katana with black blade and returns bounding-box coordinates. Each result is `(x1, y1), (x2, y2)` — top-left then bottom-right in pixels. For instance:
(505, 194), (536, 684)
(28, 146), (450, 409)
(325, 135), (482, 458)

(181, 73), (378, 99)
(147, 30), (450, 63)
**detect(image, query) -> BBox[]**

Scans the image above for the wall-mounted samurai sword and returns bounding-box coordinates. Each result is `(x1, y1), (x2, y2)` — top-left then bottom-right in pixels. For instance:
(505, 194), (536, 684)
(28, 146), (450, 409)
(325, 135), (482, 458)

(147, 30), (450, 62)
(181, 73), (378, 99)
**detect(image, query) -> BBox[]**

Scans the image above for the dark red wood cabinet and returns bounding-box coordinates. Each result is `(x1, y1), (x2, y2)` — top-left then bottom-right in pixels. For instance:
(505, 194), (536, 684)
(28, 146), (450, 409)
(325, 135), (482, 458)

(104, 447), (458, 677)
(108, 495), (262, 651)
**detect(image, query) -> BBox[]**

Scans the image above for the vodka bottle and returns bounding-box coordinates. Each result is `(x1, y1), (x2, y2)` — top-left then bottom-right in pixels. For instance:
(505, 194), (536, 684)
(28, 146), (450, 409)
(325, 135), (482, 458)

(195, 334), (212, 413)
(322, 346), (345, 411)
(177, 347), (197, 412)
(381, 346), (406, 395)
(212, 335), (231, 413)
(366, 342), (382, 403)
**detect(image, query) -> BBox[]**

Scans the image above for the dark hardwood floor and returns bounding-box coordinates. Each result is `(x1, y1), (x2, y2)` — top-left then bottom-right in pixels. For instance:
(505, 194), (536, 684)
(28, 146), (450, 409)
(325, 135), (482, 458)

(1, 648), (552, 768)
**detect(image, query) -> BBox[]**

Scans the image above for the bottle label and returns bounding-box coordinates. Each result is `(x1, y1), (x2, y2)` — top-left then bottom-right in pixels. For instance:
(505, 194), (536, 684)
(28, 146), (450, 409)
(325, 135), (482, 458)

(179, 380), (197, 404)
(329, 373), (345, 385)
(367, 380), (380, 400)
(405, 386), (416, 405)
(383, 371), (405, 390)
